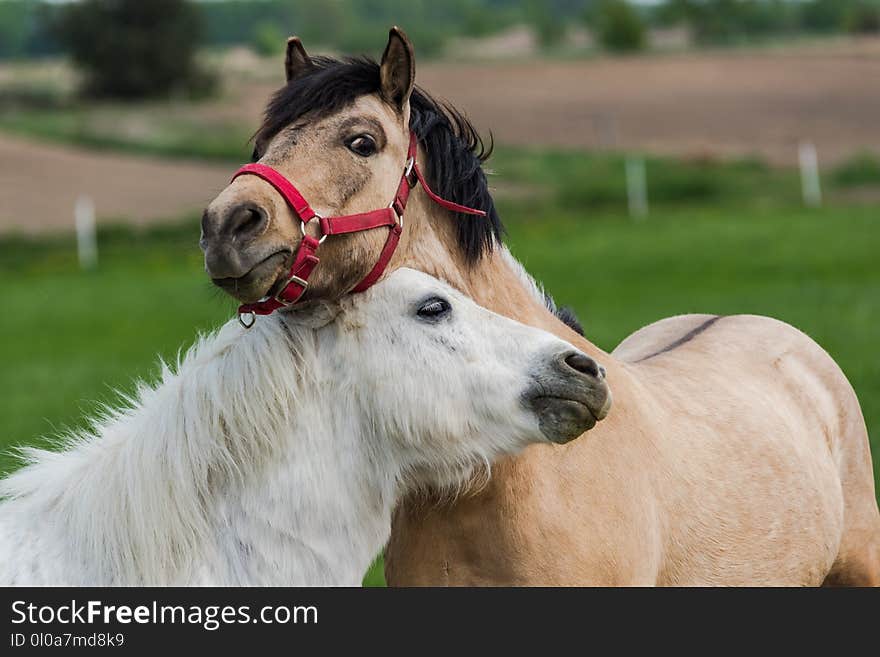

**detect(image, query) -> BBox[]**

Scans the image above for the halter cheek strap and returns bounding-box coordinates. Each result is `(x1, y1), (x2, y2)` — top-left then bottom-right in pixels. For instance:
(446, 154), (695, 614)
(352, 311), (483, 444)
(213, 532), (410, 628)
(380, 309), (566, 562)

(230, 131), (486, 327)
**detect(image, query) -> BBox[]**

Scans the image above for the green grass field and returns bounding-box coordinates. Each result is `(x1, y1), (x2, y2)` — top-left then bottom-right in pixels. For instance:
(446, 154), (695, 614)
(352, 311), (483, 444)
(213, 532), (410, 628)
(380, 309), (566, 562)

(1, 200), (878, 586)
(1, 129), (879, 586)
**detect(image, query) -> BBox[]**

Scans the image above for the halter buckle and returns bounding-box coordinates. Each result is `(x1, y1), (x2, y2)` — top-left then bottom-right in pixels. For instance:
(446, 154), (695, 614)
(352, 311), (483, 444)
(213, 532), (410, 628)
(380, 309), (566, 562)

(300, 214), (328, 244)
(287, 274), (309, 289)
(404, 156), (415, 178)
(272, 274), (309, 307)
(388, 200), (405, 229)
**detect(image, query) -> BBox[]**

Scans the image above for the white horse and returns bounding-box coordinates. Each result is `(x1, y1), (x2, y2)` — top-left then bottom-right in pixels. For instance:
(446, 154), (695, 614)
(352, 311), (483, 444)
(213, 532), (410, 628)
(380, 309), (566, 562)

(0, 268), (609, 586)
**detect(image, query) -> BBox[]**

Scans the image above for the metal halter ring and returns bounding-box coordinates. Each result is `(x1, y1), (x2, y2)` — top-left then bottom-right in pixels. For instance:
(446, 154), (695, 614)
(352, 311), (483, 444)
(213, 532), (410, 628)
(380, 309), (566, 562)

(300, 214), (328, 244)
(387, 158), (414, 229)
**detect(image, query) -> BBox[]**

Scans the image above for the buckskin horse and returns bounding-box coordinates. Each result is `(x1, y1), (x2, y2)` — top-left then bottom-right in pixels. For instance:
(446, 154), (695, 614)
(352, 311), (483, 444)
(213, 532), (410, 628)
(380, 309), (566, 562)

(200, 28), (880, 585)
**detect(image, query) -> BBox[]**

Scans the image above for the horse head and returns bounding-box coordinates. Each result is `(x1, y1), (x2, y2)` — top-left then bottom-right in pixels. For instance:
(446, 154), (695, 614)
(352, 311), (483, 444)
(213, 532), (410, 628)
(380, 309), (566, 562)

(325, 269), (610, 471)
(201, 27), (500, 308)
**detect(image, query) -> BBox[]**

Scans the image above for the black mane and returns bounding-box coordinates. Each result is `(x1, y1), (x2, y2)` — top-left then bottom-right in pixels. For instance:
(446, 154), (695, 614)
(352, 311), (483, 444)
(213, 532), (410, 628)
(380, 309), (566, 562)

(256, 55), (502, 261)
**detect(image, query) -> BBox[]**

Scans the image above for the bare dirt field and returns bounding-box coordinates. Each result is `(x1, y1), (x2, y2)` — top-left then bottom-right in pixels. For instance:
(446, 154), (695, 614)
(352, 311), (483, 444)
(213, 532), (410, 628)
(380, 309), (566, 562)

(227, 40), (880, 166)
(0, 134), (229, 234)
(420, 42), (880, 166)
(2, 41), (879, 233)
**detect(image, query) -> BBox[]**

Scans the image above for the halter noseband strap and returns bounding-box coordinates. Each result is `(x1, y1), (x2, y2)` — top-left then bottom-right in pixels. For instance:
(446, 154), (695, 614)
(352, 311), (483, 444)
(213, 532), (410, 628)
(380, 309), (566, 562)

(230, 131), (486, 327)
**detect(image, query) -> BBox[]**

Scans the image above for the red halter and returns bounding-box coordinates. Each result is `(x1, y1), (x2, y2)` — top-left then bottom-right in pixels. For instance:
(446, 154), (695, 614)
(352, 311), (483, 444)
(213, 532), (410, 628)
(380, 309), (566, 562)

(231, 131), (486, 327)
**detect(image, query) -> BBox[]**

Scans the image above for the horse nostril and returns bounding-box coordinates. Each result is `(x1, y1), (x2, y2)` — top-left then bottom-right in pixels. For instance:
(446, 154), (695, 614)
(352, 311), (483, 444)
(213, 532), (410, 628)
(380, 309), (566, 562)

(564, 351), (601, 378)
(200, 209), (215, 243)
(225, 203), (269, 241)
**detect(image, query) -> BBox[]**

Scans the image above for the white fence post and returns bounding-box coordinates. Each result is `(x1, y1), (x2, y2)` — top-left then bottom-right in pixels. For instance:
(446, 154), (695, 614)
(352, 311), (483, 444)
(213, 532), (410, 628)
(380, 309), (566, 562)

(75, 195), (98, 270)
(626, 156), (648, 219)
(799, 142), (822, 208)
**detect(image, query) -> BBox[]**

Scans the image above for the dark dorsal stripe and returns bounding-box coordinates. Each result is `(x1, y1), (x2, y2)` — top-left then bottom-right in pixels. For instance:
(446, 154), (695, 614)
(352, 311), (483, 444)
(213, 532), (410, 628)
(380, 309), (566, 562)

(635, 315), (723, 363)
(255, 56), (502, 262)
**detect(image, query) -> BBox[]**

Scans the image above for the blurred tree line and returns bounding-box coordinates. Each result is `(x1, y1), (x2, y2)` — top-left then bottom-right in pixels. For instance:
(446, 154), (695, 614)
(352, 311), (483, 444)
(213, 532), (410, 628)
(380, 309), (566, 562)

(2, 0), (880, 100)
(54, 0), (214, 98)
(658, 0), (880, 44)
(4, 0), (880, 63)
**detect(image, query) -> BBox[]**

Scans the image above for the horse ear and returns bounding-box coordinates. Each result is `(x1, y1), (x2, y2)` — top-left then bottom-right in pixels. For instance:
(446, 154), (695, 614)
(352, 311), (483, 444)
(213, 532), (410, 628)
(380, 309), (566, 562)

(285, 36), (313, 83)
(379, 26), (415, 111)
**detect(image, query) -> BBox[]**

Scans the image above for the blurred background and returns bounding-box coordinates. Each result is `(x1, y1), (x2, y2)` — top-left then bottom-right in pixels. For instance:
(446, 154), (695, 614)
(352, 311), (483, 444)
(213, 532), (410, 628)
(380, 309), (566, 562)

(1, 0), (879, 584)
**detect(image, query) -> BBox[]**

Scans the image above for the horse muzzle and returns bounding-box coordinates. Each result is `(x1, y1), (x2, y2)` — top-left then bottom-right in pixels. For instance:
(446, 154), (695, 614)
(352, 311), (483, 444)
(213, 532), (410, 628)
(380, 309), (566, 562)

(200, 196), (296, 303)
(208, 250), (293, 304)
(524, 349), (612, 444)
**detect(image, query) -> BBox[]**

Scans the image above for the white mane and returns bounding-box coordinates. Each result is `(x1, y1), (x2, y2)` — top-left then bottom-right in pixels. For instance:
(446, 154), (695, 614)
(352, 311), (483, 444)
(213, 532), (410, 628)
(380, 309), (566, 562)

(500, 247), (557, 313)
(0, 317), (314, 585)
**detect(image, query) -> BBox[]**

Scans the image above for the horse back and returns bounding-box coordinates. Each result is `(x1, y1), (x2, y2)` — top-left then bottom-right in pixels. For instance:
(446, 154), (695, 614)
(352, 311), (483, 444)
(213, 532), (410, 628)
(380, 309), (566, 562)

(614, 313), (877, 584)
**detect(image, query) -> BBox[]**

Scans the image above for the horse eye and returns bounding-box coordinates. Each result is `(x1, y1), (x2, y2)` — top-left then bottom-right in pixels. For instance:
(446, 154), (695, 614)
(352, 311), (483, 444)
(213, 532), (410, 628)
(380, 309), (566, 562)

(416, 297), (451, 321)
(346, 135), (377, 157)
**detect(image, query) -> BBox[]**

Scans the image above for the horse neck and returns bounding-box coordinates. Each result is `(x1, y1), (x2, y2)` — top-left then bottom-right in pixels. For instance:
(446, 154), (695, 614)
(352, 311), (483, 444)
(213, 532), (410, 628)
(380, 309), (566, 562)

(214, 397), (399, 586)
(1, 318), (397, 586)
(396, 190), (614, 365)
(387, 185), (641, 584)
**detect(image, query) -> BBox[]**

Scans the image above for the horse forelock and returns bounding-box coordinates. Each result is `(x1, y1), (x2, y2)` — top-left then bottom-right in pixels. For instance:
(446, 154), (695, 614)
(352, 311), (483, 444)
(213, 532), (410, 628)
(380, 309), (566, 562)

(255, 55), (503, 262)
